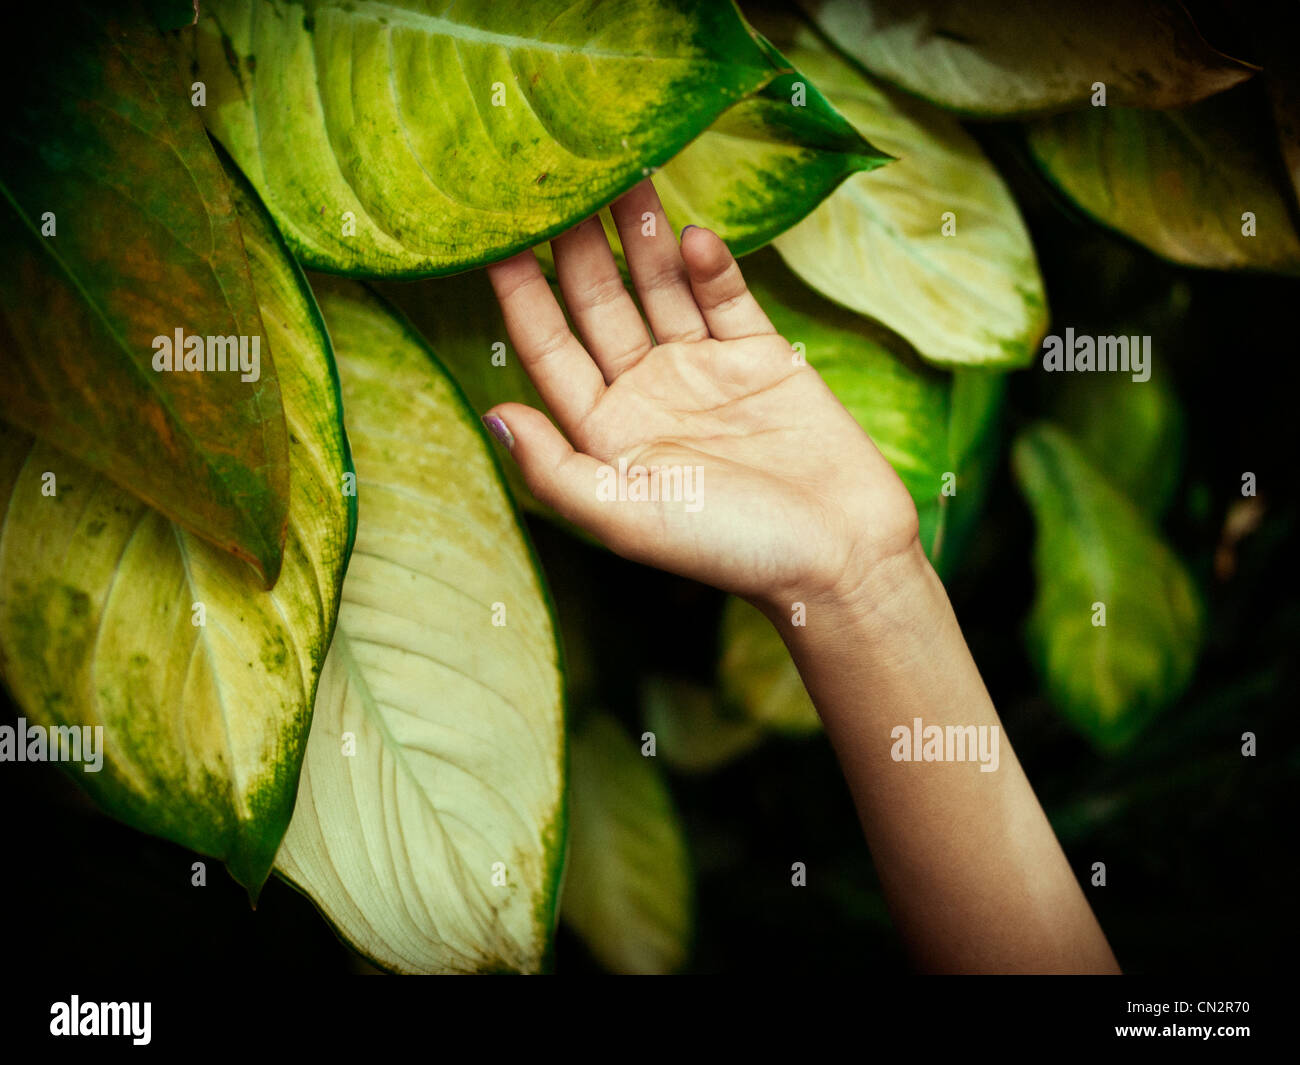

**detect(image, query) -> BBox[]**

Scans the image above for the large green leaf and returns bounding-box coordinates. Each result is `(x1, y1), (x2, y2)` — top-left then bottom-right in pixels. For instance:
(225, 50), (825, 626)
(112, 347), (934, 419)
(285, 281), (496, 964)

(800, 0), (1253, 117)
(647, 36), (890, 253)
(717, 251), (1004, 733)
(0, 168), (354, 895)
(1028, 90), (1300, 274)
(561, 714), (692, 974)
(0, 2), (289, 587)
(274, 279), (566, 974)
(757, 17), (1046, 368)
(534, 31), (891, 270)
(1048, 370), (1185, 520)
(1012, 424), (1203, 752)
(184, 0), (782, 277)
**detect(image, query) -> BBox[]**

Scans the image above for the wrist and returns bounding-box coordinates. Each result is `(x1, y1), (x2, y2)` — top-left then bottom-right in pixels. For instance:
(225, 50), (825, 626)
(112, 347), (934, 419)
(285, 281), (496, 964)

(823, 534), (935, 625)
(752, 537), (970, 733)
(752, 533), (936, 637)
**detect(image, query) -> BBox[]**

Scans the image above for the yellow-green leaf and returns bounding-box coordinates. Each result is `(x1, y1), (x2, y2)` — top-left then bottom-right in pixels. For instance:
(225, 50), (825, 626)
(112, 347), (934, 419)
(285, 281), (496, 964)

(561, 714), (692, 974)
(184, 0), (781, 277)
(275, 279), (565, 974)
(1028, 91), (1300, 273)
(651, 38), (890, 252)
(0, 168), (355, 895)
(375, 271), (547, 516)
(0, 2), (289, 585)
(1012, 424), (1204, 752)
(534, 30), (892, 269)
(800, 0), (1253, 117)
(759, 17), (1047, 368)
(719, 597), (820, 734)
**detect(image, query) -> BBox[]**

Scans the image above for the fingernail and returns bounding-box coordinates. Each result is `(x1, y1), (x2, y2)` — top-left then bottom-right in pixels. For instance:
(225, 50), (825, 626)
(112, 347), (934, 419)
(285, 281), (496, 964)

(680, 225), (699, 238)
(482, 414), (515, 451)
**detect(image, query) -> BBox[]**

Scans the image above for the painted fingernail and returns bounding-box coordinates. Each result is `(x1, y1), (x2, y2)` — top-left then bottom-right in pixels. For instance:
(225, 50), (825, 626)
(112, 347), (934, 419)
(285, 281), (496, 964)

(482, 414), (515, 451)
(680, 224), (699, 238)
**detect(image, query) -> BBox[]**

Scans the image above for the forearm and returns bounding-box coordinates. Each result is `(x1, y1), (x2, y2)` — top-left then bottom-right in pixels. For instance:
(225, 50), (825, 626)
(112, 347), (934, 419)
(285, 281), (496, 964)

(759, 540), (1120, 974)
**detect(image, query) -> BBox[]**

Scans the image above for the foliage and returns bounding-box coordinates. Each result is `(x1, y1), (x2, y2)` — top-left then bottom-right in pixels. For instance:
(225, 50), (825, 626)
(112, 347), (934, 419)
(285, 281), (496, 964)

(1, 0), (1293, 973)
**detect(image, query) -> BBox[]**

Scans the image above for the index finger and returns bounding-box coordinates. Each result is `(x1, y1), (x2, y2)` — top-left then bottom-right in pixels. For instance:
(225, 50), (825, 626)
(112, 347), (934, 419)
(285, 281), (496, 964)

(485, 249), (606, 434)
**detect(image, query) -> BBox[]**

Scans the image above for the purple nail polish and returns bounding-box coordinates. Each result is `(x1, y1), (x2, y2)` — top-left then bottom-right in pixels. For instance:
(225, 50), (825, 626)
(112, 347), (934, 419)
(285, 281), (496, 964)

(482, 414), (515, 451)
(680, 224), (699, 237)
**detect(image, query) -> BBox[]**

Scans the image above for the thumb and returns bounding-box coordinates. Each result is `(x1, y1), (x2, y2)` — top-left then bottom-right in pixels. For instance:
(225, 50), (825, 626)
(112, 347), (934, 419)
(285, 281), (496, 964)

(481, 403), (621, 544)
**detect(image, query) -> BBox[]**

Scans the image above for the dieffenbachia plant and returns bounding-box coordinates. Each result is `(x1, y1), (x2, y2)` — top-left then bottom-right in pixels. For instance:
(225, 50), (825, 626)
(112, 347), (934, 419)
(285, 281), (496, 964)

(0, 0), (1288, 970)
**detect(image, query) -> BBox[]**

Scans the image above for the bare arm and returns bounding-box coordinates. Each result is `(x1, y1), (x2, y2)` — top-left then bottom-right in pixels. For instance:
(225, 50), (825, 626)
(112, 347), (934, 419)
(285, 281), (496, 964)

(766, 548), (1119, 973)
(482, 179), (1118, 974)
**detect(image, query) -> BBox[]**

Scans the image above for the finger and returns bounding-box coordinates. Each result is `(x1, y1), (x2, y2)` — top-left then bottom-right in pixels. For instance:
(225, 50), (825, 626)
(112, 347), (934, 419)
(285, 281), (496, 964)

(680, 225), (776, 340)
(486, 250), (605, 433)
(552, 215), (654, 381)
(481, 403), (634, 554)
(611, 180), (709, 344)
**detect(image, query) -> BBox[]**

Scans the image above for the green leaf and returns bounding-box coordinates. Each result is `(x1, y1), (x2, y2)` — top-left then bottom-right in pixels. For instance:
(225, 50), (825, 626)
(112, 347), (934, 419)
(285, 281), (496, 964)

(184, 0), (780, 278)
(1012, 424), (1204, 752)
(1048, 371), (1185, 519)
(933, 368), (1006, 576)
(757, 17), (1046, 368)
(642, 675), (764, 773)
(718, 252), (1004, 731)
(719, 597), (820, 733)
(561, 714), (692, 974)
(0, 3), (289, 587)
(375, 272), (545, 506)
(275, 279), (566, 974)
(0, 167), (355, 896)
(1028, 90), (1300, 274)
(800, 0), (1254, 117)
(651, 34), (890, 253)
(534, 30), (891, 270)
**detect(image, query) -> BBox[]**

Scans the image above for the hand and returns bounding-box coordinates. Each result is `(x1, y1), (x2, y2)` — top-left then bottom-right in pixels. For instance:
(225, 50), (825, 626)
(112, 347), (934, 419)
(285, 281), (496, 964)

(483, 180), (920, 611)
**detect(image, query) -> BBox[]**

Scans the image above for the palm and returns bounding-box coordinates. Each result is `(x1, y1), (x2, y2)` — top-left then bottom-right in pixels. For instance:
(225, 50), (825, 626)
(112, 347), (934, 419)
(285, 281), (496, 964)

(578, 334), (810, 460)
(485, 181), (917, 605)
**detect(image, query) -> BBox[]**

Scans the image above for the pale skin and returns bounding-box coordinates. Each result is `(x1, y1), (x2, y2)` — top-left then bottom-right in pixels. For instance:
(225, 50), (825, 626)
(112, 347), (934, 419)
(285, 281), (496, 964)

(483, 179), (1120, 974)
